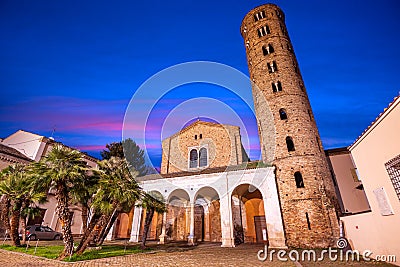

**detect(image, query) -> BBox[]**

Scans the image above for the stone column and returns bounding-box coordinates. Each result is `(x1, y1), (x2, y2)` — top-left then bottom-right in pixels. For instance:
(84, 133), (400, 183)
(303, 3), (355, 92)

(187, 203), (195, 245)
(129, 206), (143, 243)
(204, 209), (210, 241)
(185, 206), (190, 238)
(158, 211), (167, 244)
(220, 192), (235, 247)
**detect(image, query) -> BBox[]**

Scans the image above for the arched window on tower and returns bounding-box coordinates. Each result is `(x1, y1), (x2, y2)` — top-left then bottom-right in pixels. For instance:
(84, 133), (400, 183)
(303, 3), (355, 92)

(199, 147), (208, 167)
(267, 61), (278, 73)
(189, 149), (198, 168)
(254, 11), (266, 22)
(257, 25), (270, 37)
(272, 81), (282, 92)
(262, 44), (274, 56)
(279, 108), (287, 120)
(286, 136), (295, 152)
(295, 171), (304, 188)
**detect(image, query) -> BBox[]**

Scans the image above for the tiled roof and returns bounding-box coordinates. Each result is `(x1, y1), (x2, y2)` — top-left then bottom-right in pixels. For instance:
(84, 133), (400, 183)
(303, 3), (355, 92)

(4, 129), (99, 162)
(0, 143), (32, 164)
(137, 161), (271, 181)
(324, 147), (349, 156)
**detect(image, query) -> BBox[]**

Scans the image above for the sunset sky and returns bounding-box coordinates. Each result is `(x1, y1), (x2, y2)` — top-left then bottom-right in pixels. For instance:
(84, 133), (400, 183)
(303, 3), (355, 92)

(1, 0), (399, 168)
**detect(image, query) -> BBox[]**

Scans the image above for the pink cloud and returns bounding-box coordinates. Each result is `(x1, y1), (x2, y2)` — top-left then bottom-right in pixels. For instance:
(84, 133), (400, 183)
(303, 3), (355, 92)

(66, 121), (123, 131)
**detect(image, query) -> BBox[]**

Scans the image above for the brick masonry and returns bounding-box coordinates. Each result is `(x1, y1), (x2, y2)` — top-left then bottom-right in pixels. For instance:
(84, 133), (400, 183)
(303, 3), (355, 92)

(240, 3), (340, 248)
(160, 121), (248, 174)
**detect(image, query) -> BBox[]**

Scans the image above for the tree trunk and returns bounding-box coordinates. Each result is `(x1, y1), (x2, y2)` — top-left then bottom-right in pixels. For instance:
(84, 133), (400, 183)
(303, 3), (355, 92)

(75, 212), (101, 252)
(9, 201), (22, 247)
(75, 214), (109, 255)
(55, 184), (74, 260)
(20, 215), (27, 244)
(20, 199), (29, 244)
(97, 210), (119, 246)
(0, 196), (11, 237)
(140, 208), (154, 249)
(81, 205), (88, 234)
(92, 212), (112, 245)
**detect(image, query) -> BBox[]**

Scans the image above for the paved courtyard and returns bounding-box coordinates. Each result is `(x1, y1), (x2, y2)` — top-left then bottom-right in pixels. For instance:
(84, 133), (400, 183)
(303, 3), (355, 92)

(0, 242), (395, 267)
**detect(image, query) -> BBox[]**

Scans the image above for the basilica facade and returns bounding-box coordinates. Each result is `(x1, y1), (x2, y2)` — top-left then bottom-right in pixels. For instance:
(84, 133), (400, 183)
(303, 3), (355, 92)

(112, 3), (339, 249)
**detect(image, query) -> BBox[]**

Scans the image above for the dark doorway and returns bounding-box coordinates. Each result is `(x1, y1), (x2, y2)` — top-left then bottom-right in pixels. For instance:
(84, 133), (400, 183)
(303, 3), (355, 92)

(194, 205), (204, 242)
(254, 216), (267, 243)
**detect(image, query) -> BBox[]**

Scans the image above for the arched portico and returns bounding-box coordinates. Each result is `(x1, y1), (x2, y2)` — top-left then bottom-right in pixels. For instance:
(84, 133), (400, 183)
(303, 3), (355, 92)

(130, 167), (286, 248)
(231, 183), (266, 244)
(166, 189), (191, 241)
(194, 187), (221, 243)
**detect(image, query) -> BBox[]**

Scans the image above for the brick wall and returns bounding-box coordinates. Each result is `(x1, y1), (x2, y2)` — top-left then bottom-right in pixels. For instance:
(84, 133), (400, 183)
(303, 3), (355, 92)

(161, 121), (247, 174)
(241, 3), (339, 248)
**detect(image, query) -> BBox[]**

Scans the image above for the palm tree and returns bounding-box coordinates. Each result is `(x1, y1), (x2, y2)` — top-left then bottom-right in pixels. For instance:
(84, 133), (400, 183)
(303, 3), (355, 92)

(75, 157), (141, 255)
(0, 194), (11, 238)
(20, 205), (43, 243)
(19, 172), (48, 244)
(0, 165), (26, 246)
(0, 164), (45, 246)
(70, 172), (99, 234)
(0, 167), (12, 241)
(139, 192), (166, 249)
(32, 144), (87, 260)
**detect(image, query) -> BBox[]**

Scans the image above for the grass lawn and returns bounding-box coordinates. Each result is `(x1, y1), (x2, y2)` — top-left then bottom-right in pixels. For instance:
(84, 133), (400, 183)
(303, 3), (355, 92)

(0, 244), (147, 262)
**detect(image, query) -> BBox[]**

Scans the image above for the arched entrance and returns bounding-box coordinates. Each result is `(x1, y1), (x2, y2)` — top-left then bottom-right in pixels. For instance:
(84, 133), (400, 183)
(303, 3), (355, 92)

(194, 187), (221, 243)
(167, 189), (190, 241)
(231, 183), (266, 244)
(115, 210), (133, 238)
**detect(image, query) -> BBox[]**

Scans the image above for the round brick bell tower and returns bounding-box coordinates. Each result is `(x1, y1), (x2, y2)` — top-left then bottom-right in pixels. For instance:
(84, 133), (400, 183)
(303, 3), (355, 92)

(241, 4), (339, 247)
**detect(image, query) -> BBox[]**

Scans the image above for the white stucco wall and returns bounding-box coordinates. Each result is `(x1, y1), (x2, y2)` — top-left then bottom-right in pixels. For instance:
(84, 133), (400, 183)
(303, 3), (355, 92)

(137, 167), (286, 248)
(343, 97), (400, 265)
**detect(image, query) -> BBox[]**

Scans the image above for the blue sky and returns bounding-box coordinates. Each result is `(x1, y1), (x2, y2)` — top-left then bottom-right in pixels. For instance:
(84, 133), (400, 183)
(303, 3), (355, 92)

(1, 0), (399, 168)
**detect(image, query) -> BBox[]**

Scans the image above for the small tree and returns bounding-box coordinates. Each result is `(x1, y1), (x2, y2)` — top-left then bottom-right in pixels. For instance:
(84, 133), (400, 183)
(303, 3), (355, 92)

(100, 142), (123, 160)
(123, 139), (147, 177)
(0, 164), (46, 246)
(101, 139), (148, 176)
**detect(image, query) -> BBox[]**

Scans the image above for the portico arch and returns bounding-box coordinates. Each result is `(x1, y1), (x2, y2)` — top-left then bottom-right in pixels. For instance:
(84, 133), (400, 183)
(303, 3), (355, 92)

(231, 183), (266, 244)
(168, 188), (190, 206)
(194, 186), (221, 243)
(167, 189), (190, 241)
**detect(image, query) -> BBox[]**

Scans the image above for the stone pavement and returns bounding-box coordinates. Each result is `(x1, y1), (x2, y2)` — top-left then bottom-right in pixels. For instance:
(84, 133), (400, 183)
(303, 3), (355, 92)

(0, 243), (395, 267)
